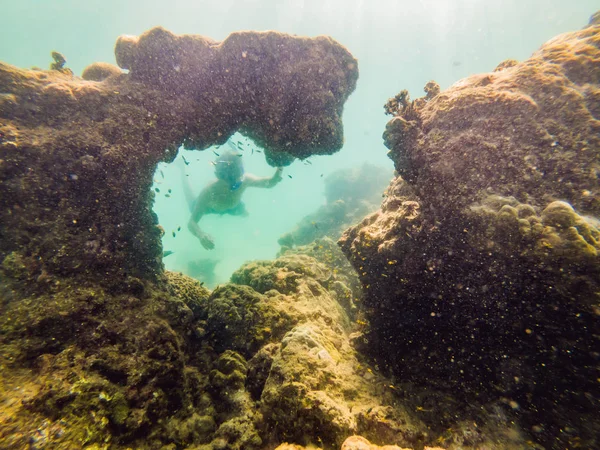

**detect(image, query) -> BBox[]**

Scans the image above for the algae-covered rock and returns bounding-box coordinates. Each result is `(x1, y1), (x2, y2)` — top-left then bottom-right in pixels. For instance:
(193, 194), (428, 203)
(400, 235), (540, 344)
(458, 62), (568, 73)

(81, 61), (122, 81)
(341, 12), (600, 450)
(164, 269), (211, 317)
(279, 164), (392, 248)
(0, 27), (358, 448)
(165, 413), (216, 446)
(113, 26), (357, 157)
(0, 25), (357, 289)
(200, 284), (294, 357)
(210, 350), (248, 391)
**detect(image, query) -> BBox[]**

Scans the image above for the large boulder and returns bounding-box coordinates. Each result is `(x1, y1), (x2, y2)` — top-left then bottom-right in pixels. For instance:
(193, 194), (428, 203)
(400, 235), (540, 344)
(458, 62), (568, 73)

(340, 13), (600, 450)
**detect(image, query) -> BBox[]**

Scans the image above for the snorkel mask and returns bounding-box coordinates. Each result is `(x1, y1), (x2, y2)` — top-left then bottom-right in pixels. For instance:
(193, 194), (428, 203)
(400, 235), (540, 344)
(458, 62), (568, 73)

(214, 149), (244, 190)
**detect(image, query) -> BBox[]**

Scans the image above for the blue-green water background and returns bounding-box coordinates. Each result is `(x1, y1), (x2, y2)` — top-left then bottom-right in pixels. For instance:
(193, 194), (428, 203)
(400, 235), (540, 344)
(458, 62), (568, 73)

(1, 0), (597, 285)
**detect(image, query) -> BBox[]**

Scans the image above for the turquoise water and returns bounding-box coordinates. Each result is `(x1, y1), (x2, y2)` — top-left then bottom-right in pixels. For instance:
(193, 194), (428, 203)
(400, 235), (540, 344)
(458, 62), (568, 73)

(1, 0), (597, 284)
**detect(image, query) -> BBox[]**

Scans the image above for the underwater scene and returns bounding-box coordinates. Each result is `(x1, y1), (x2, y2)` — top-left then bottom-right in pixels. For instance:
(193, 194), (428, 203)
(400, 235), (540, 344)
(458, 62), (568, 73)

(0, 1), (599, 449)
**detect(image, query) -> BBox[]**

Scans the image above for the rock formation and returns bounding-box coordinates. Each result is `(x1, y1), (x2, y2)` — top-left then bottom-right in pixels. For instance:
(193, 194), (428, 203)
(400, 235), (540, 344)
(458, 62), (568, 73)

(278, 163), (392, 248)
(0, 26), (358, 287)
(0, 27), (360, 449)
(340, 13), (600, 449)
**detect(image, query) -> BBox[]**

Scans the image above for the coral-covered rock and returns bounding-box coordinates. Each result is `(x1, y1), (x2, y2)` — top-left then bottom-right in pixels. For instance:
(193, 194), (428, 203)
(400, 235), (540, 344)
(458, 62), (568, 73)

(227, 250), (435, 449)
(278, 164), (392, 248)
(0, 27), (358, 449)
(81, 61), (122, 81)
(383, 26), (600, 217)
(0, 26), (357, 289)
(114, 27), (358, 157)
(341, 13), (600, 450)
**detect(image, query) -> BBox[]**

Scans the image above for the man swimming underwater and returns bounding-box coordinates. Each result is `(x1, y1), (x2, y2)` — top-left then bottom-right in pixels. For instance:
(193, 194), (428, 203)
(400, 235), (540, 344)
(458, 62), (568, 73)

(184, 146), (283, 250)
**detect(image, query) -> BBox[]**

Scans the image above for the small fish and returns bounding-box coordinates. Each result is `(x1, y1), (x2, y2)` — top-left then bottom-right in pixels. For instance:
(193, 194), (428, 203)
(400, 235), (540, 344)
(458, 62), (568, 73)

(154, 188), (160, 193)
(160, 170), (165, 179)
(251, 148), (254, 155)
(237, 153), (243, 157)
(172, 231), (176, 237)
(304, 159), (312, 165)
(287, 174), (292, 179)
(200, 281), (205, 287)
(168, 189), (172, 193)
(311, 221), (319, 229)
(213, 150), (220, 157)
(182, 155), (190, 166)
(236, 141), (244, 150)
(320, 174), (324, 177)
(210, 161), (217, 166)
(177, 226), (181, 232)
(163, 250), (174, 257)
(165, 194), (171, 198)
(256, 149), (262, 153)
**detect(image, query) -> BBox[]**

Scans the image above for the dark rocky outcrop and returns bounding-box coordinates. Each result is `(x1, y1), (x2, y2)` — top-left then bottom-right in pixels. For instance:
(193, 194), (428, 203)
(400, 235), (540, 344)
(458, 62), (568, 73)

(340, 14), (600, 450)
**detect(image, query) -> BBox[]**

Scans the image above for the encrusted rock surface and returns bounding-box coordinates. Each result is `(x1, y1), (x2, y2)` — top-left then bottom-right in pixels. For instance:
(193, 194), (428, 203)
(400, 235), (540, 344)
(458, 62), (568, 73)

(2, 14), (598, 450)
(0, 26), (361, 449)
(340, 13), (600, 450)
(382, 24), (600, 216)
(0, 26), (357, 287)
(115, 27), (358, 161)
(0, 241), (433, 449)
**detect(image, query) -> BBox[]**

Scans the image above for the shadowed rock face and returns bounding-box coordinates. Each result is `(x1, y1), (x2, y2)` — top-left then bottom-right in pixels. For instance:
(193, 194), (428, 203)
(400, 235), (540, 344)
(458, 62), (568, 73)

(0, 26), (357, 288)
(340, 14), (600, 449)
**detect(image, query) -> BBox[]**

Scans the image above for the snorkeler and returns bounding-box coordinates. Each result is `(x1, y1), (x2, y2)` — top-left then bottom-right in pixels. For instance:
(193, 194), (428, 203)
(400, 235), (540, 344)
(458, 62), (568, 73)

(183, 146), (283, 250)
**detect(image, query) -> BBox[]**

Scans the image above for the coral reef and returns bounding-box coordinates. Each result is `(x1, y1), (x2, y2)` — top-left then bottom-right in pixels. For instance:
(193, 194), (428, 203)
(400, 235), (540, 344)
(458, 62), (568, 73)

(0, 243), (419, 449)
(0, 26), (360, 449)
(114, 27), (358, 158)
(0, 26), (357, 289)
(227, 245), (428, 449)
(279, 164), (392, 248)
(81, 61), (122, 81)
(2, 11), (598, 450)
(340, 13), (600, 450)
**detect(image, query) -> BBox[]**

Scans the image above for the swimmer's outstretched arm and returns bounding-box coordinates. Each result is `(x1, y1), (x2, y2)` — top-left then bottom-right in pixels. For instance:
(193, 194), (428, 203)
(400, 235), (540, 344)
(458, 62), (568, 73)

(244, 167), (283, 188)
(188, 196), (215, 250)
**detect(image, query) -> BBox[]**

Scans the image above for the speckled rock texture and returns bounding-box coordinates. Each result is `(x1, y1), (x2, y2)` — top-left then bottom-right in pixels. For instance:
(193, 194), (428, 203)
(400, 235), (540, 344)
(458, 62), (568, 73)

(1, 241), (454, 449)
(115, 27), (358, 161)
(340, 14), (600, 450)
(0, 26), (357, 288)
(0, 26), (359, 449)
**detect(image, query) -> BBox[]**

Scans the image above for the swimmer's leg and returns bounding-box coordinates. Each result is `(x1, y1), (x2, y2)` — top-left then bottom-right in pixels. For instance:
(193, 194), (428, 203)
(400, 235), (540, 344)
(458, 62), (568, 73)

(177, 155), (197, 212)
